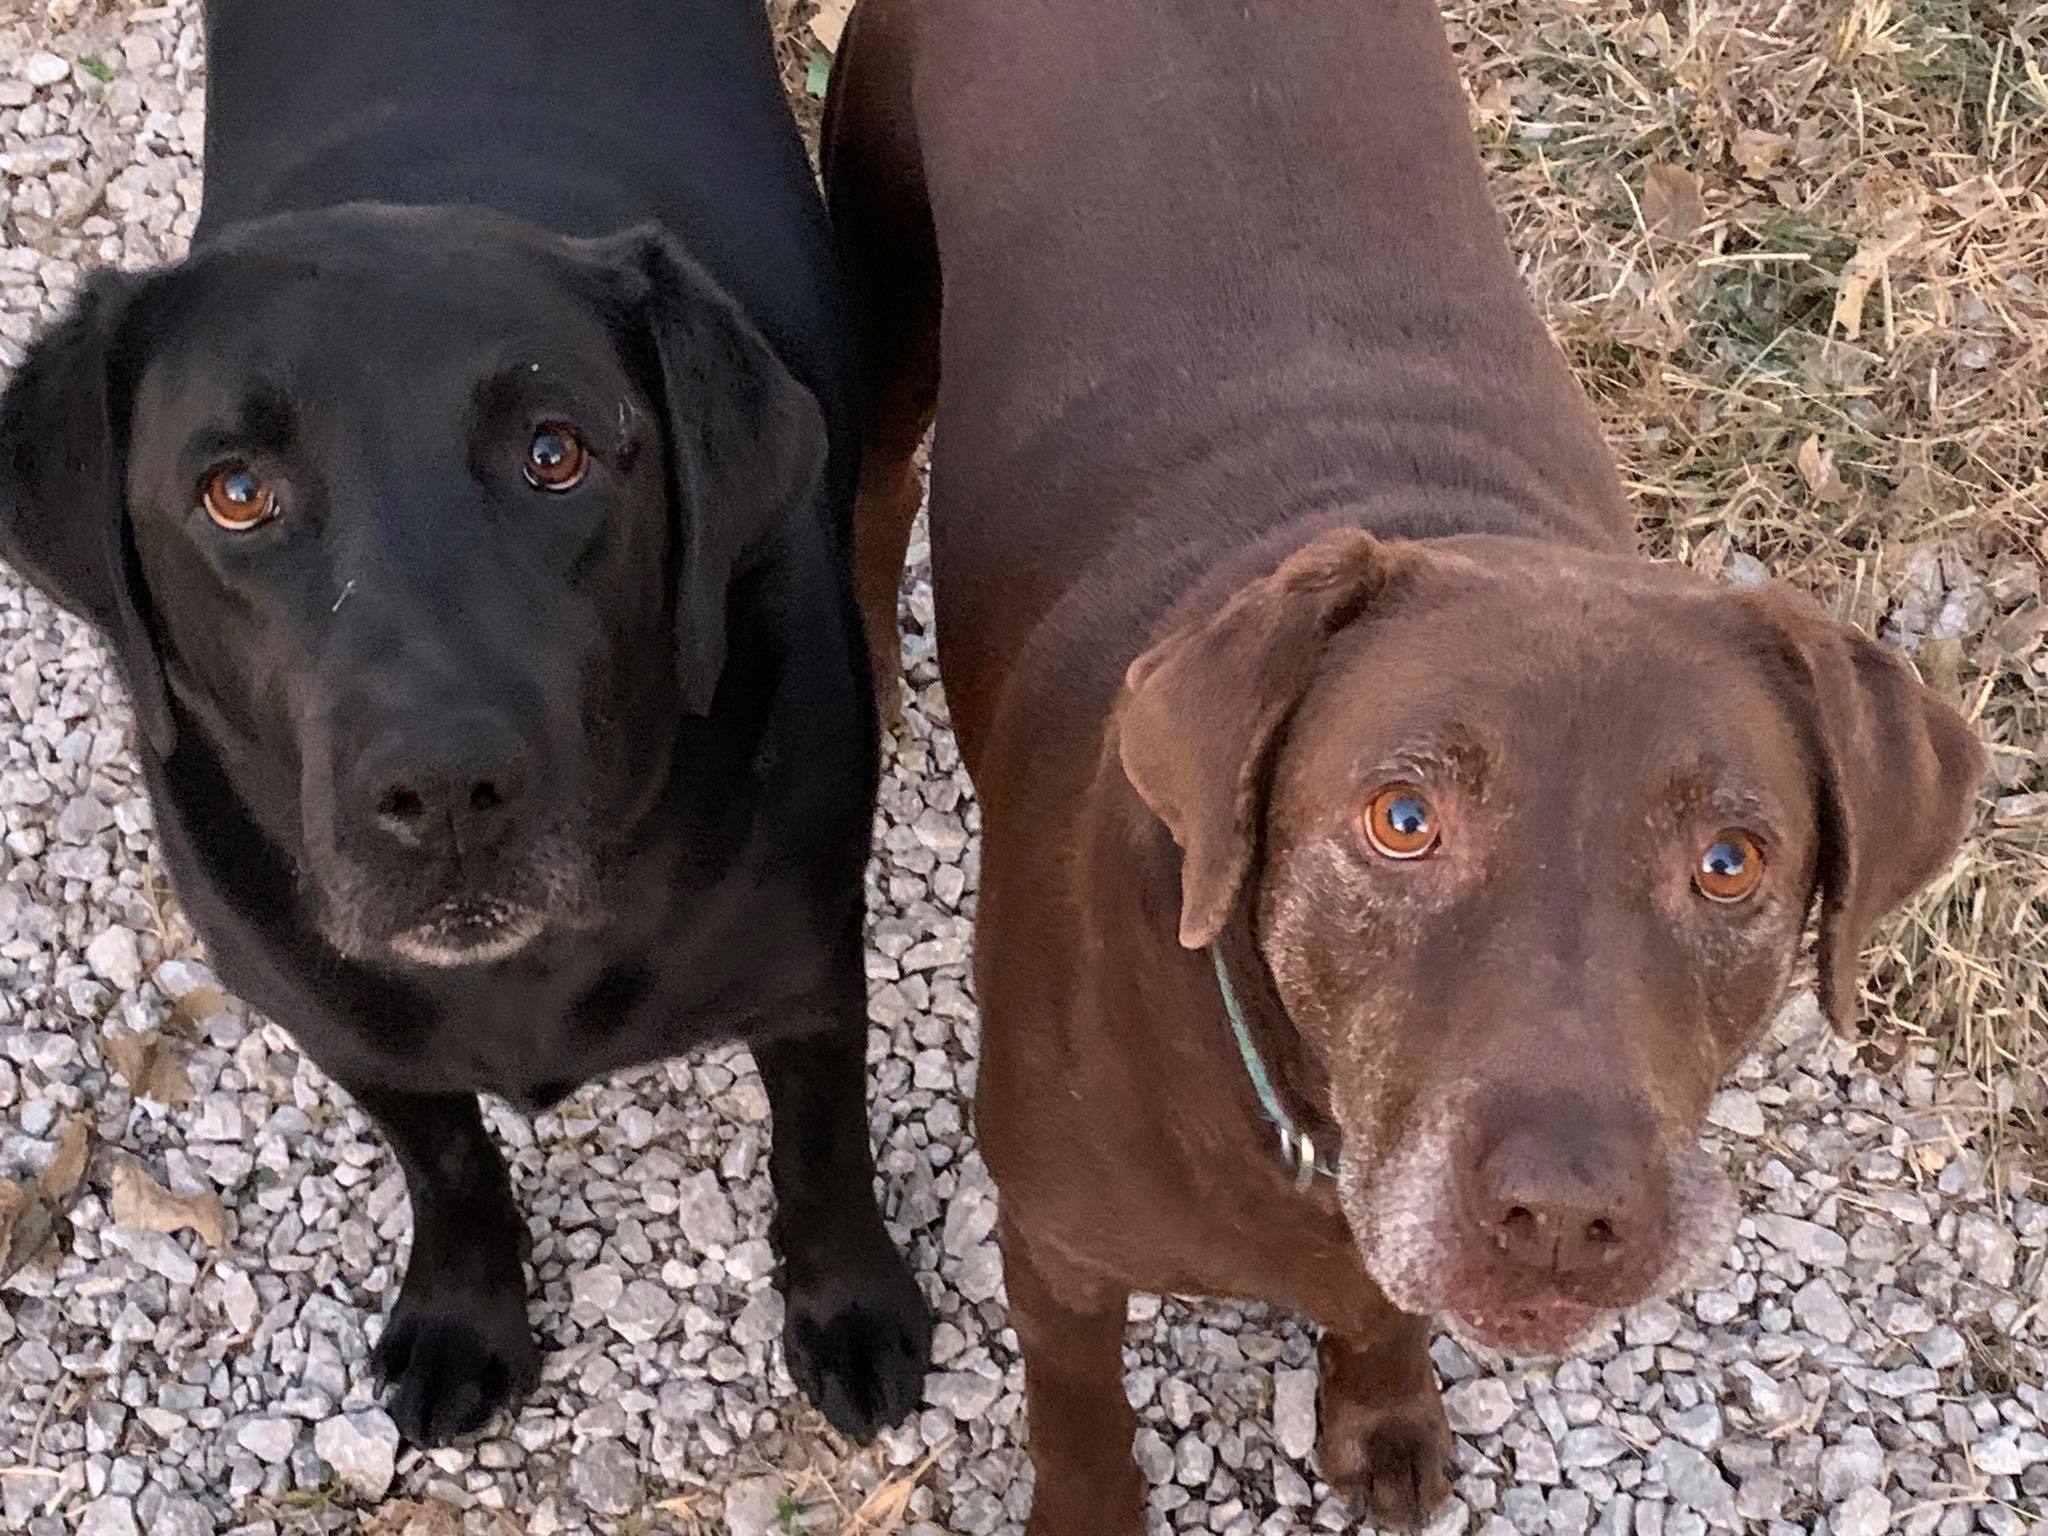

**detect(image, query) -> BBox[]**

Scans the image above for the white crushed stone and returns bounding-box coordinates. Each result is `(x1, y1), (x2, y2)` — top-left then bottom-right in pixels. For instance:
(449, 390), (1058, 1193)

(724, 1472), (791, 1536)
(233, 1416), (298, 1466)
(1836, 1485), (1896, 1536)
(0, 4), (2042, 1536)
(1272, 1365), (1319, 1461)
(22, 50), (69, 87)
(313, 1410), (400, 1500)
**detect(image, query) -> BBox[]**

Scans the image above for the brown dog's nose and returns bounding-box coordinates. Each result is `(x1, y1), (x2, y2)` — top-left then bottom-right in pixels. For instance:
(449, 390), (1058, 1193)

(1466, 1108), (1659, 1280)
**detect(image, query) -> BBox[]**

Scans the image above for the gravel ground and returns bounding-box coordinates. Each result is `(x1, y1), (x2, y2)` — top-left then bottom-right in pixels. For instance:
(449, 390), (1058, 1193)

(2, 4), (2045, 1535)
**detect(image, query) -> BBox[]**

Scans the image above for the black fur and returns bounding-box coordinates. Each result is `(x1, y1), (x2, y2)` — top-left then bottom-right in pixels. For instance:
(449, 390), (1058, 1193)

(0, 0), (928, 1446)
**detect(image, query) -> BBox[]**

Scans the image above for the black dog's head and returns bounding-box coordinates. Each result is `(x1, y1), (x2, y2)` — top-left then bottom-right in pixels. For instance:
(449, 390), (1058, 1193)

(0, 206), (825, 969)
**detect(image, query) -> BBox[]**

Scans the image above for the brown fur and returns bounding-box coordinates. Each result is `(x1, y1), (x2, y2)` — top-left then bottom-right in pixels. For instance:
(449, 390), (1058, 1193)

(822, 1), (1986, 1530)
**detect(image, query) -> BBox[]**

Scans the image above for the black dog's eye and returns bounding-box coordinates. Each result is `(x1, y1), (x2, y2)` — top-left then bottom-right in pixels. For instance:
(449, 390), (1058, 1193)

(200, 464), (280, 530)
(524, 425), (589, 492)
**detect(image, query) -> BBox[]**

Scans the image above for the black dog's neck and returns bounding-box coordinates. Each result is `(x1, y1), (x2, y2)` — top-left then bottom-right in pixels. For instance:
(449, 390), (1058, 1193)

(195, 0), (787, 243)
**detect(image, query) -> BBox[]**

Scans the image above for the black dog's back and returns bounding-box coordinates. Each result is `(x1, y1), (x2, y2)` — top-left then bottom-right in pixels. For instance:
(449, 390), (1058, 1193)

(199, 0), (849, 451)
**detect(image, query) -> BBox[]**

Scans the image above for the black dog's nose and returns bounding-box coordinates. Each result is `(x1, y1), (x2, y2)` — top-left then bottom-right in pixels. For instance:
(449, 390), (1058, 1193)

(351, 723), (529, 853)
(1465, 1108), (1660, 1281)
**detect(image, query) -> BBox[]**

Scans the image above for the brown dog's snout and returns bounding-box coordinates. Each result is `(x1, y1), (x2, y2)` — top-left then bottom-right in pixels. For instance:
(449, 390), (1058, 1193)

(1463, 1095), (1663, 1283)
(347, 716), (531, 855)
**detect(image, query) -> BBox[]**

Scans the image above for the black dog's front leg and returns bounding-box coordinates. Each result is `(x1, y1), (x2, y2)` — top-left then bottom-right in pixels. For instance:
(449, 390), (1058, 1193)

(755, 1010), (931, 1440)
(352, 1087), (538, 1446)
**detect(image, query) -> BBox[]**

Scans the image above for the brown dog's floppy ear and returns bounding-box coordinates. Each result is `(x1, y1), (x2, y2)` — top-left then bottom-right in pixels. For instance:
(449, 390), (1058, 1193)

(1748, 590), (1986, 1032)
(585, 227), (829, 716)
(0, 268), (177, 759)
(1118, 530), (1407, 949)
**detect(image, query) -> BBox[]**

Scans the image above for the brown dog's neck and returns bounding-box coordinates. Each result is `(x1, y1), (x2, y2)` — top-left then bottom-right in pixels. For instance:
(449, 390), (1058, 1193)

(1080, 733), (1343, 1189)
(1212, 904), (1344, 1181)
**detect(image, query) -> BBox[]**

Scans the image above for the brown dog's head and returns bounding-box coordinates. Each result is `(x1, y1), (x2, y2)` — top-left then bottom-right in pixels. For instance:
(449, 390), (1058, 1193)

(1117, 530), (1982, 1356)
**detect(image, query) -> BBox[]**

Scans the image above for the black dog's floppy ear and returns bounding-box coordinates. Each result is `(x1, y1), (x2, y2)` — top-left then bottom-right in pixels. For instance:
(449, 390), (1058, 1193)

(584, 228), (828, 717)
(1744, 588), (1985, 1033)
(0, 268), (177, 758)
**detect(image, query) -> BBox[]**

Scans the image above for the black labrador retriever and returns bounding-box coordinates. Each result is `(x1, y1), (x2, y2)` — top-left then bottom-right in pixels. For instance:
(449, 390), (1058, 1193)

(0, 0), (929, 1446)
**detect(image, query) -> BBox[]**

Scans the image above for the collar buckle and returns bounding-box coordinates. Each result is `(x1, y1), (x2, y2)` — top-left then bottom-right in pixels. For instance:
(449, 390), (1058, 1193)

(1278, 1125), (1320, 1193)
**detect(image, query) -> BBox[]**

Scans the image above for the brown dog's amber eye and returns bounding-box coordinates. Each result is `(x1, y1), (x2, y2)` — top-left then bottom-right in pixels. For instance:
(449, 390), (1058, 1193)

(1360, 784), (1439, 860)
(200, 464), (278, 530)
(524, 425), (588, 491)
(1695, 831), (1766, 903)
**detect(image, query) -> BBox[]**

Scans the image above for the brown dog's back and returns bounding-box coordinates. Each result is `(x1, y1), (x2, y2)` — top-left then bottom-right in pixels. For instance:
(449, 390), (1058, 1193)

(834, 0), (1633, 758)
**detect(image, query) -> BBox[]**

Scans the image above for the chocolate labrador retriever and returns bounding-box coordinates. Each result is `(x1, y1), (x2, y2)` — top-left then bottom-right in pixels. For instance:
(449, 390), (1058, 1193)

(824, 0), (1982, 1528)
(0, 0), (928, 1446)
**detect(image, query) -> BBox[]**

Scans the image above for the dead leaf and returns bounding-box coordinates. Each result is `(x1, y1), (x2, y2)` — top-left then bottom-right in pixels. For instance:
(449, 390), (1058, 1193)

(1790, 333), (1878, 391)
(166, 984), (228, 1031)
(1796, 435), (1850, 503)
(848, 1437), (954, 1533)
(102, 1029), (194, 1106)
(809, 0), (854, 52)
(1732, 128), (1791, 180)
(1832, 216), (1920, 340)
(1915, 635), (1964, 696)
(360, 1498), (466, 1536)
(1473, 78), (1514, 121)
(0, 1123), (90, 1283)
(1992, 603), (2048, 660)
(41, 1118), (90, 1200)
(110, 1160), (227, 1248)
(1888, 446), (1937, 517)
(0, 1179), (59, 1283)
(147, 1053), (193, 1105)
(1937, 174), (2004, 219)
(1642, 164), (1706, 242)
(851, 1476), (918, 1533)
(102, 1032), (149, 1090)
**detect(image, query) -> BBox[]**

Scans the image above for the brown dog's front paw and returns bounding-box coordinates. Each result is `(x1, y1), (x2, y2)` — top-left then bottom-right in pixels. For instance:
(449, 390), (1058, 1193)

(1317, 1385), (1454, 1532)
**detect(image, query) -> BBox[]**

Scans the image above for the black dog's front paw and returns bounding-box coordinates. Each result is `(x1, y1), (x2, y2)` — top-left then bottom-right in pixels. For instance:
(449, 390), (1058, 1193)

(372, 1296), (539, 1447)
(783, 1244), (932, 1441)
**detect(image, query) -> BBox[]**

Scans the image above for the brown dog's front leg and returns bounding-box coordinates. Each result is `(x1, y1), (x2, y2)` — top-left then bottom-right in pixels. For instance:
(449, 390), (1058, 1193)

(1004, 1222), (1145, 1536)
(1315, 1307), (1453, 1531)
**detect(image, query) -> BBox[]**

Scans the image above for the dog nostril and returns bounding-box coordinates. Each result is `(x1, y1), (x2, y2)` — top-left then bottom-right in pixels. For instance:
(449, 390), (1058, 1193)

(469, 780), (504, 815)
(1587, 1217), (1616, 1245)
(1496, 1205), (1538, 1250)
(377, 786), (425, 823)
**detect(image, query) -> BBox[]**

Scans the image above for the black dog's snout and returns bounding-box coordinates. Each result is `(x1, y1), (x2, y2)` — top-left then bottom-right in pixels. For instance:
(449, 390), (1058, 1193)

(350, 720), (530, 854)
